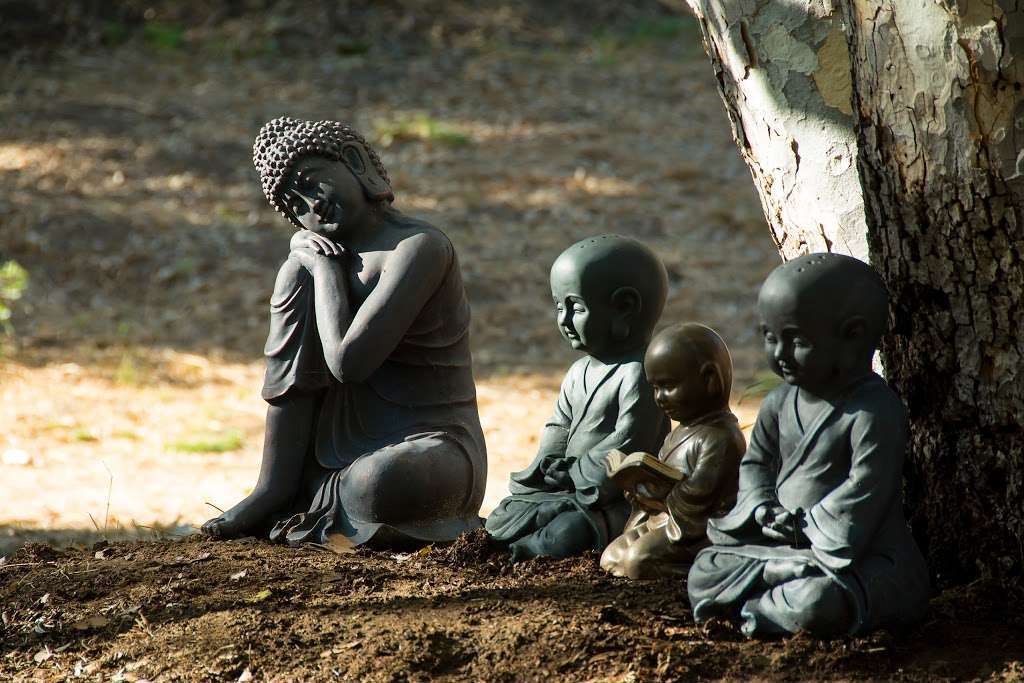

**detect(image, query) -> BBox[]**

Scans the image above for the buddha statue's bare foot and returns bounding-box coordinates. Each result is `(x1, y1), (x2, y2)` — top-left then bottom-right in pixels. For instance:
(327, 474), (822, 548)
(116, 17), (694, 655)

(200, 516), (242, 540)
(200, 493), (282, 540)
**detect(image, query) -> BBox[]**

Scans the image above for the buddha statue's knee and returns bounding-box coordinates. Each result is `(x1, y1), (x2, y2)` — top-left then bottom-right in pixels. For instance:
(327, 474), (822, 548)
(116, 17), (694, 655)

(342, 440), (470, 524)
(342, 452), (420, 524)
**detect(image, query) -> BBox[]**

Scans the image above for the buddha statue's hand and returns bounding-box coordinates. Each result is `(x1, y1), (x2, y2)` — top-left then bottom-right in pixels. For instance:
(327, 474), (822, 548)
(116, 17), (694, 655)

(290, 229), (344, 258)
(289, 246), (334, 273)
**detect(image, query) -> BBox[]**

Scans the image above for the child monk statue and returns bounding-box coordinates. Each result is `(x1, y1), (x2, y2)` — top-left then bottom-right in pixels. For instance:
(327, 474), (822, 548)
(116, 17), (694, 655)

(687, 253), (930, 637)
(600, 323), (746, 580)
(201, 117), (487, 547)
(485, 235), (670, 561)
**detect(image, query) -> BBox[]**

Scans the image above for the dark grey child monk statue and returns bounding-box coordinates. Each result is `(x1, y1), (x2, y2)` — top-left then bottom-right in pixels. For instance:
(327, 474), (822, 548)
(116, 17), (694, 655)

(688, 253), (929, 638)
(600, 323), (746, 580)
(201, 117), (487, 547)
(485, 235), (670, 561)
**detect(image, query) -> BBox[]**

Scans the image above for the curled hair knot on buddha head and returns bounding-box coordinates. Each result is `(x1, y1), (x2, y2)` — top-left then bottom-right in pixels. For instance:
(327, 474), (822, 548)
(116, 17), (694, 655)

(252, 116), (394, 225)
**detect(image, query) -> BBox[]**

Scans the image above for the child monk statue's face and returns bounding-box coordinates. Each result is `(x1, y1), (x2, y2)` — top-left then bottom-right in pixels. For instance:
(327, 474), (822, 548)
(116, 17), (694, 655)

(280, 155), (372, 239)
(550, 259), (617, 356)
(645, 344), (715, 423)
(757, 279), (856, 397)
(757, 253), (885, 397)
(644, 324), (730, 423)
(548, 235), (667, 359)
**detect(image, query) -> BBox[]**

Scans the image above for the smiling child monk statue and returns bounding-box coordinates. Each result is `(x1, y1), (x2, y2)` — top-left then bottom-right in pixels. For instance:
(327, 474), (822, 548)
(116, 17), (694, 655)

(201, 117), (487, 547)
(485, 235), (670, 561)
(688, 253), (929, 638)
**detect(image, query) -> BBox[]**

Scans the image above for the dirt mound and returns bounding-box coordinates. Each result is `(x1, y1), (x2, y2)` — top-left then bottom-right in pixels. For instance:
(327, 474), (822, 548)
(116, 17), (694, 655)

(1, 536), (1021, 681)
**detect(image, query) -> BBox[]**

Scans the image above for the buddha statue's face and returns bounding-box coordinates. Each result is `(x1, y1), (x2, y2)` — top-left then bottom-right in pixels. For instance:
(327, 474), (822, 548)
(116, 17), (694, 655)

(757, 280), (847, 396)
(280, 156), (371, 238)
(550, 260), (616, 357)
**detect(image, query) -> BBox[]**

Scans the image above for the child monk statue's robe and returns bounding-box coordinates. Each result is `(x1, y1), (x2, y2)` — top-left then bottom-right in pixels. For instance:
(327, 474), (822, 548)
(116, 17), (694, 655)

(485, 235), (670, 560)
(688, 253), (930, 638)
(601, 323), (746, 580)
(486, 353), (669, 557)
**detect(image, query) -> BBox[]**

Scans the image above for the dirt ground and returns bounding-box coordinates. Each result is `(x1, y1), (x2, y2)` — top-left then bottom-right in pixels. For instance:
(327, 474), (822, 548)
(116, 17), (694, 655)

(2, 533), (1023, 682)
(4, 2), (1018, 681)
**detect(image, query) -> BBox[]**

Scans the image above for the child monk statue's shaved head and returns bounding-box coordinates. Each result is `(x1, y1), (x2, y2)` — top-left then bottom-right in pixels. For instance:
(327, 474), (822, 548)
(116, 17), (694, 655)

(549, 235), (668, 359)
(645, 323), (733, 422)
(757, 253), (888, 394)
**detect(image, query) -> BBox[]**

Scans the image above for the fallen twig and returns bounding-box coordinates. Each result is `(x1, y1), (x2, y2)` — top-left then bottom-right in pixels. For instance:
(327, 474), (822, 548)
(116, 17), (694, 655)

(0, 562), (43, 571)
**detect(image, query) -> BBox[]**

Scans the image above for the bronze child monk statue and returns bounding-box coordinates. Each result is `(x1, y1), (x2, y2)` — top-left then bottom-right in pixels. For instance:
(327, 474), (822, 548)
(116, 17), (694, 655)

(201, 117), (487, 547)
(485, 235), (670, 561)
(600, 323), (746, 580)
(688, 253), (930, 637)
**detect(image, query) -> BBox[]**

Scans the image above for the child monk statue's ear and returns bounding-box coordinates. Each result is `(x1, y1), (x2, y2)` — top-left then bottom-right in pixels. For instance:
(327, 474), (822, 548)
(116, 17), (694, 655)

(700, 361), (724, 401)
(840, 315), (868, 342)
(610, 286), (642, 341)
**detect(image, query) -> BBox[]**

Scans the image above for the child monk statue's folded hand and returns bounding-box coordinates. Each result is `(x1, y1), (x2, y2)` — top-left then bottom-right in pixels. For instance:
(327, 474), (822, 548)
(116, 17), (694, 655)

(754, 503), (809, 546)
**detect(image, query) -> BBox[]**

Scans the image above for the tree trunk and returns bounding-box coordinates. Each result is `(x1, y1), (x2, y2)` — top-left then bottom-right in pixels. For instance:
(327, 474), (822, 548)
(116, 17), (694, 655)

(684, 0), (868, 259)
(841, 0), (1024, 584)
(687, 0), (1024, 584)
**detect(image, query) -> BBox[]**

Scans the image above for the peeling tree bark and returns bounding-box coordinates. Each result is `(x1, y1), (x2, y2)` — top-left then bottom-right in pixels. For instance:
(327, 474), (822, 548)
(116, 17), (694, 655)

(687, 0), (1024, 584)
(841, 0), (1024, 583)
(685, 0), (867, 259)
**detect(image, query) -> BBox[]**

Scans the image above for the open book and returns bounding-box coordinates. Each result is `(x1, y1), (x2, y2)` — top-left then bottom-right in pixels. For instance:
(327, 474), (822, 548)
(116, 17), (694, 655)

(604, 448), (684, 495)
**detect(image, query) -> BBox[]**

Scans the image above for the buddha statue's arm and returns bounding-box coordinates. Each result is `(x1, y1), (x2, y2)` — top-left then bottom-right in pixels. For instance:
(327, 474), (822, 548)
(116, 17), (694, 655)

(313, 231), (448, 384)
(803, 401), (907, 571)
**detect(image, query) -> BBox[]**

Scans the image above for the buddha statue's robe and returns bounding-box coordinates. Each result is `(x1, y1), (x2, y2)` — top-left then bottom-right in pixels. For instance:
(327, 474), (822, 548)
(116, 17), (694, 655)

(485, 354), (669, 553)
(600, 409), (745, 579)
(260, 229), (487, 547)
(687, 374), (930, 637)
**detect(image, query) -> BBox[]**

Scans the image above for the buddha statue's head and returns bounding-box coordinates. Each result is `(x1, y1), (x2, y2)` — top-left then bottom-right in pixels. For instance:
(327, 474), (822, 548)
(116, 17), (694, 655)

(757, 252), (888, 396)
(253, 117), (393, 236)
(549, 235), (668, 360)
(645, 323), (733, 424)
